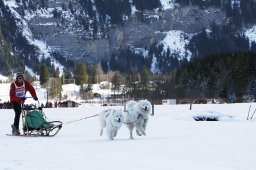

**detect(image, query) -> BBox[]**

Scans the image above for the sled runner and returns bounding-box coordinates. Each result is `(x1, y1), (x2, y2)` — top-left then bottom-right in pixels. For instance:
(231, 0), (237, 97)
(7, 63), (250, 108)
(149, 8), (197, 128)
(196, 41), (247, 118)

(21, 102), (62, 137)
(6, 133), (39, 137)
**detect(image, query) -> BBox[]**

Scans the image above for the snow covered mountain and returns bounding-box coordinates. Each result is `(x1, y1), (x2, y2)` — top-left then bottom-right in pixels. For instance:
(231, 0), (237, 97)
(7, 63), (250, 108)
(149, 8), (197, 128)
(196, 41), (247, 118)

(1, 0), (256, 75)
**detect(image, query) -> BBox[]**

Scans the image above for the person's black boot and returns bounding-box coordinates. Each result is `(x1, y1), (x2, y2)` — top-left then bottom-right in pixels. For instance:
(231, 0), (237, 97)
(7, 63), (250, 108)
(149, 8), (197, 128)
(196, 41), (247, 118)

(11, 124), (20, 135)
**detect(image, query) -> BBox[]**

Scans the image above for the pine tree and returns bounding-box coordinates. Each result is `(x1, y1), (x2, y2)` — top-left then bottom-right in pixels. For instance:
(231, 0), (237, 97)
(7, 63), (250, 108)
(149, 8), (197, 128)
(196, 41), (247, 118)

(140, 65), (150, 97)
(87, 64), (95, 84)
(49, 77), (62, 100)
(95, 64), (105, 83)
(68, 1), (74, 14)
(251, 42), (256, 53)
(139, 66), (150, 98)
(62, 68), (73, 84)
(40, 64), (50, 86)
(49, 68), (62, 100)
(101, 59), (109, 73)
(112, 72), (121, 92)
(110, 71), (121, 101)
(74, 63), (88, 85)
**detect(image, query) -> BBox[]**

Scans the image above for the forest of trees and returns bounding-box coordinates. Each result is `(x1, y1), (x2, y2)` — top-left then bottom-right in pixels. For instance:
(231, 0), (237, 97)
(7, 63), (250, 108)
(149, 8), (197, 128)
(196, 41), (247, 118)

(174, 52), (256, 102)
(35, 51), (256, 103)
(188, 23), (250, 59)
(176, 0), (221, 8)
(0, 0), (23, 75)
(119, 51), (256, 102)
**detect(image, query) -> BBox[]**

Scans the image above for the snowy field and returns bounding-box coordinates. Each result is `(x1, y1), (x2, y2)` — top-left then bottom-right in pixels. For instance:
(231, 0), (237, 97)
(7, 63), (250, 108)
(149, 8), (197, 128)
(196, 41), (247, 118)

(1, 103), (256, 170)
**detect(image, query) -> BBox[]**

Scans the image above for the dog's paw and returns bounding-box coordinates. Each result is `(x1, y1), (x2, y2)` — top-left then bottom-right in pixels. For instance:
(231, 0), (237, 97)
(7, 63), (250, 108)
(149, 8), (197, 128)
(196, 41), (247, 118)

(107, 135), (114, 140)
(136, 130), (142, 136)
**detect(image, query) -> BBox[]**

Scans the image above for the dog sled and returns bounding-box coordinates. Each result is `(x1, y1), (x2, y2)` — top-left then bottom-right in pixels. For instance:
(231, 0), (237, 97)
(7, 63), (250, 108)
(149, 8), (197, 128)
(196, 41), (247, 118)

(21, 102), (62, 137)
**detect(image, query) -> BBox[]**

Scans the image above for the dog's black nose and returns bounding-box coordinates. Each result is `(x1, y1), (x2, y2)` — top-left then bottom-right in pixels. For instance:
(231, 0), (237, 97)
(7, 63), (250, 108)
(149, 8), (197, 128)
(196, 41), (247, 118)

(144, 107), (148, 111)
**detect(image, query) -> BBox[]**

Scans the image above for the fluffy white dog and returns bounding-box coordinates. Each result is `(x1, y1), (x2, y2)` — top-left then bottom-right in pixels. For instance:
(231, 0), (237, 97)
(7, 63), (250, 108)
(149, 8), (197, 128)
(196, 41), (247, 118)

(124, 99), (152, 139)
(99, 108), (124, 140)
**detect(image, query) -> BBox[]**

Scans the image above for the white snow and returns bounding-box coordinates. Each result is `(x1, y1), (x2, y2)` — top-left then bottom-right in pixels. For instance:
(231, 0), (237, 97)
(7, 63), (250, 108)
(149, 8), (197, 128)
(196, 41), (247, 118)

(61, 84), (80, 101)
(0, 74), (9, 82)
(152, 30), (193, 73)
(158, 30), (192, 61)
(3, 0), (18, 8)
(33, 39), (64, 73)
(160, 0), (176, 10)
(245, 25), (256, 47)
(1, 82), (256, 169)
(25, 66), (39, 80)
(24, 8), (54, 21)
(1, 102), (256, 170)
(0, 83), (10, 101)
(31, 22), (56, 26)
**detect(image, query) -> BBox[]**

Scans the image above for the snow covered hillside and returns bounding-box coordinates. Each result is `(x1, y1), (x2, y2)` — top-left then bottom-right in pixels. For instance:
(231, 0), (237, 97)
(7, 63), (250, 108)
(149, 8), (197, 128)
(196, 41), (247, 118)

(2, 0), (256, 77)
(3, 0), (64, 74)
(1, 103), (256, 170)
(158, 30), (192, 61)
(245, 25), (256, 47)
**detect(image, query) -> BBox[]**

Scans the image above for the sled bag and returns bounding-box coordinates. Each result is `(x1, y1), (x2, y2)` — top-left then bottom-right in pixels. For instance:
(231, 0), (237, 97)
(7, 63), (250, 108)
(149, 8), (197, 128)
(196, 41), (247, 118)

(25, 110), (51, 130)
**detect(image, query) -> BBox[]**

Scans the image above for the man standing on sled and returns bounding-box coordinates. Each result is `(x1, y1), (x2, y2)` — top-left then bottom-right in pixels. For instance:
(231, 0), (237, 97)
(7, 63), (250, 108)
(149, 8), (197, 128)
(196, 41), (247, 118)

(9, 72), (38, 135)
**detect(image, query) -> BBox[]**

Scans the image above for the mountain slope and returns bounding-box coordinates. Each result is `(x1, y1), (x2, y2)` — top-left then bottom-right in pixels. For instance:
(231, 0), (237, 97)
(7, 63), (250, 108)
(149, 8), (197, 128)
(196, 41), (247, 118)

(1, 0), (256, 76)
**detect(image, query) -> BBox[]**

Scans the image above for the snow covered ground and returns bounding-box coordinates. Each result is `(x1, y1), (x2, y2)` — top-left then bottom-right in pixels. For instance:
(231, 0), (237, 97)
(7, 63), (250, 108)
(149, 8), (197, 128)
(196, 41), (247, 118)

(0, 74), (8, 83)
(1, 103), (256, 170)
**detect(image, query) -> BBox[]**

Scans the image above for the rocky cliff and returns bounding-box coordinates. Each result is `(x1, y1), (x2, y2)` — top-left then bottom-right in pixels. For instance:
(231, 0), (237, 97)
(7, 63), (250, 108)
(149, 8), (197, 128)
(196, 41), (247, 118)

(10, 0), (227, 64)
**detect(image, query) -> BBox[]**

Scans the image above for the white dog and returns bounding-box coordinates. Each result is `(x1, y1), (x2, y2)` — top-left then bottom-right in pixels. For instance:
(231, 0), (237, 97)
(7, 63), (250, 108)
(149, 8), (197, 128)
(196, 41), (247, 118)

(99, 108), (124, 140)
(124, 99), (152, 139)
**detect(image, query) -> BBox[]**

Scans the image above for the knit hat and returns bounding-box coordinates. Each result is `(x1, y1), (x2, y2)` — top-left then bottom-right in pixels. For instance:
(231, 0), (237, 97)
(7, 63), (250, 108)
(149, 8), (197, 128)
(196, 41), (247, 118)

(15, 72), (24, 80)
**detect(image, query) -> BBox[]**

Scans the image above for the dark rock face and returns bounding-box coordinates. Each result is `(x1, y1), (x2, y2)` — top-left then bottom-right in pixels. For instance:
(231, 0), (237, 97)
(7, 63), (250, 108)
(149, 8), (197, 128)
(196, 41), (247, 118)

(172, 6), (226, 33)
(21, 1), (227, 64)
